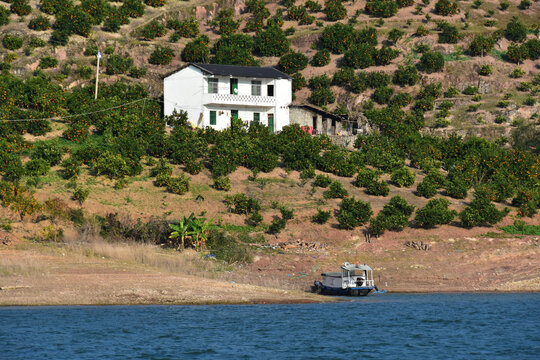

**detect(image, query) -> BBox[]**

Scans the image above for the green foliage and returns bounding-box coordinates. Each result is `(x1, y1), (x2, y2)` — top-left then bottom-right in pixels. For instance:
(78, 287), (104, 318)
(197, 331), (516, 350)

(92, 151), (130, 179)
(478, 65), (492, 76)
(419, 51), (445, 73)
(106, 54), (133, 75)
(468, 35), (495, 56)
(324, 0), (347, 21)
(72, 187), (90, 204)
(211, 34), (258, 66)
(391, 167), (415, 187)
(463, 86), (478, 95)
(525, 39), (540, 60)
(309, 88), (335, 106)
(140, 20), (167, 40)
(54, 6), (94, 39)
(459, 197), (508, 228)
(145, 0), (165, 7)
(292, 72), (306, 92)
(313, 174), (332, 187)
(414, 198), (456, 228)
(502, 220), (540, 235)
(210, 8), (239, 36)
(181, 35), (210, 63)
(31, 141), (64, 166)
(320, 23), (357, 54)
(268, 218), (287, 234)
(416, 178), (438, 198)
(372, 86), (394, 104)
(0, 181), (41, 219)
(254, 25), (290, 57)
(39, 56), (58, 69)
(438, 22), (460, 44)
(61, 158), (81, 179)
(300, 165), (316, 179)
(279, 51), (309, 74)
(445, 177), (468, 199)
(10, 0), (31, 16)
(225, 193), (261, 215)
(0, 7), (10, 28)
(336, 197), (373, 229)
(365, 0), (398, 18)
(2, 35), (23, 51)
(166, 174), (190, 195)
(434, 0), (459, 16)
(370, 195), (414, 235)
(169, 17), (199, 38)
(506, 43), (529, 63)
(365, 180), (390, 196)
(25, 159), (50, 176)
(311, 49), (331, 67)
(81, 0), (109, 25)
(206, 230), (252, 264)
(28, 16), (51, 31)
(323, 180), (348, 199)
(388, 28), (404, 43)
(149, 46), (175, 65)
(213, 176), (231, 191)
(342, 43), (376, 69)
(505, 17), (527, 42)
(312, 208), (331, 224)
(375, 46), (400, 65)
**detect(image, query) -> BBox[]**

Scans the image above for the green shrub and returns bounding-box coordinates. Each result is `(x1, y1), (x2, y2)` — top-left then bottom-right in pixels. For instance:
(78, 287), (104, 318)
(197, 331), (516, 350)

(323, 180), (348, 199)
(39, 56), (58, 69)
(419, 51), (445, 73)
(320, 23), (356, 54)
(372, 86), (394, 105)
(72, 187), (90, 204)
(225, 193), (261, 215)
(145, 0), (165, 7)
(306, 0), (322, 12)
(254, 25), (290, 57)
(505, 17), (527, 42)
(300, 166), (316, 179)
(25, 159), (50, 176)
(434, 0), (459, 16)
(525, 39), (540, 60)
(309, 88), (335, 106)
(438, 22), (460, 44)
(459, 197), (509, 228)
(375, 46), (399, 65)
(279, 205), (294, 221)
(140, 20), (167, 40)
(392, 65), (419, 87)
(391, 167), (415, 187)
(416, 178), (437, 198)
(311, 49), (331, 67)
(181, 35), (210, 63)
(268, 218), (287, 234)
(336, 197), (372, 229)
(365, 0), (398, 18)
(166, 174), (190, 195)
(211, 33), (258, 66)
(210, 8), (239, 36)
(106, 54), (133, 75)
(365, 180), (390, 196)
(128, 66), (147, 79)
(414, 198), (457, 228)
(0, 6), (10, 27)
(10, 0), (31, 16)
(28, 16), (51, 31)
(462, 86), (478, 95)
(291, 72), (306, 92)
(502, 220), (540, 235)
(342, 43), (376, 69)
(2, 35), (23, 51)
(54, 6), (93, 38)
(206, 230), (252, 264)
(61, 158), (81, 179)
(312, 208), (331, 224)
(324, 0), (347, 21)
(478, 65), (492, 76)
(509, 67), (525, 78)
(279, 51), (308, 74)
(389, 93), (412, 108)
(103, 8), (127, 32)
(213, 176), (231, 191)
(353, 168), (381, 187)
(313, 174), (332, 187)
(370, 195), (414, 235)
(445, 178), (468, 199)
(468, 35), (494, 56)
(506, 43), (529, 63)
(31, 142), (64, 166)
(149, 46), (175, 65)
(92, 151), (130, 179)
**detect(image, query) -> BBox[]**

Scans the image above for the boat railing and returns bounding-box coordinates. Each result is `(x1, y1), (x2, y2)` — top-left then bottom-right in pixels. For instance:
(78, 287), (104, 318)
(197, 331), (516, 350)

(365, 280), (375, 287)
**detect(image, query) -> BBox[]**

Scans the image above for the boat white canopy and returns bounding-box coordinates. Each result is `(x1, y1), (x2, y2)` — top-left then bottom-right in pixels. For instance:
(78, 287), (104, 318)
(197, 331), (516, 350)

(341, 262), (372, 271)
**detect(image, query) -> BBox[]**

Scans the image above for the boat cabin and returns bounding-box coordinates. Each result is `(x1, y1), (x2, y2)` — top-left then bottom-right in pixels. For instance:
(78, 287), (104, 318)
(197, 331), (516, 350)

(321, 263), (375, 289)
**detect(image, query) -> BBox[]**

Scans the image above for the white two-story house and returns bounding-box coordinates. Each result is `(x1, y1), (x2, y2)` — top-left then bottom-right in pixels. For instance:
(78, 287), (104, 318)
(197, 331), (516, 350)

(163, 63), (292, 132)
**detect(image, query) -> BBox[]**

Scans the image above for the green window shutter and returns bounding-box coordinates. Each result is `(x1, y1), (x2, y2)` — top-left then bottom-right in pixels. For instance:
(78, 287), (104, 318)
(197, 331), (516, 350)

(210, 111), (217, 125)
(253, 113), (260, 123)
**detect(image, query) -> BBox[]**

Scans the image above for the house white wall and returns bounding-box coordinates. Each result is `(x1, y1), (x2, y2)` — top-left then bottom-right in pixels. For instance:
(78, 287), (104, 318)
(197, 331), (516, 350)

(164, 65), (292, 132)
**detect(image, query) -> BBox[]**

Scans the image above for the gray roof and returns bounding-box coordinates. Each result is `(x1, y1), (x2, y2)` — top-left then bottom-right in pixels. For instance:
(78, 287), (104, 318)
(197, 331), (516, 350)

(191, 63), (291, 80)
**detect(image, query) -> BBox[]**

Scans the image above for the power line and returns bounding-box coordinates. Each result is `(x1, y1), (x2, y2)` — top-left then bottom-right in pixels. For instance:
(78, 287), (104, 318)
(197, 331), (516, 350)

(0, 98), (148, 123)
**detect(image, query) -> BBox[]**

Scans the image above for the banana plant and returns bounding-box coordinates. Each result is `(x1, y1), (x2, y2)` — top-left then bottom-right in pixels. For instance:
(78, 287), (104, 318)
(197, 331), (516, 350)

(169, 213), (196, 251)
(190, 216), (219, 251)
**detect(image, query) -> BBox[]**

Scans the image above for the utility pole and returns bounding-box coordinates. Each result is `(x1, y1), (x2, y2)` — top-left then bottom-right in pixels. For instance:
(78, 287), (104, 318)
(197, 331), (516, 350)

(94, 51), (101, 100)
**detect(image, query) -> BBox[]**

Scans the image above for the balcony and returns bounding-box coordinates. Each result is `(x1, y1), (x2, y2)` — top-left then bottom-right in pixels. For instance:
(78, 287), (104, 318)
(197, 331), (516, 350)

(203, 93), (276, 107)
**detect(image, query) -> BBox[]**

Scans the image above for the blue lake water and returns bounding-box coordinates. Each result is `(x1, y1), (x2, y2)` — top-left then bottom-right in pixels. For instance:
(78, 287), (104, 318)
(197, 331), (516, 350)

(1, 293), (539, 359)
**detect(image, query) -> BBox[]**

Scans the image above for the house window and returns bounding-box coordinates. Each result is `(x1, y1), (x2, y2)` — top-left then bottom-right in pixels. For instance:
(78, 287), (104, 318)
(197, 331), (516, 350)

(208, 78), (218, 94)
(230, 78), (238, 95)
(251, 80), (261, 96)
(253, 112), (260, 124)
(210, 111), (217, 125)
(267, 84), (274, 97)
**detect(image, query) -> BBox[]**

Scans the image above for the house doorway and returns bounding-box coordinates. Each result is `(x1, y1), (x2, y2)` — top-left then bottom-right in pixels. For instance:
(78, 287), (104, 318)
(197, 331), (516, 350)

(268, 114), (274, 133)
(231, 110), (238, 119)
(312, 116), (317, 134)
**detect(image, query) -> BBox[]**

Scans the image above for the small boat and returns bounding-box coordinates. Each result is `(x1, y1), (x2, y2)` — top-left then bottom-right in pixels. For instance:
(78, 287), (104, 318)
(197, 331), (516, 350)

(311, 262), (378, 296)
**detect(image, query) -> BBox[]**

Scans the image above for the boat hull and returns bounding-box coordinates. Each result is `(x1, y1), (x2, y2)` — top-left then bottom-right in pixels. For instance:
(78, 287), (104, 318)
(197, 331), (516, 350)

(311, 281), (375, 296)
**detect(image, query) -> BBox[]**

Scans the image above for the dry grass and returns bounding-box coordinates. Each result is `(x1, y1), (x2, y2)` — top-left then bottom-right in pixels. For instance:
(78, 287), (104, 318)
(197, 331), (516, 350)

(0, 254), (48, 276)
